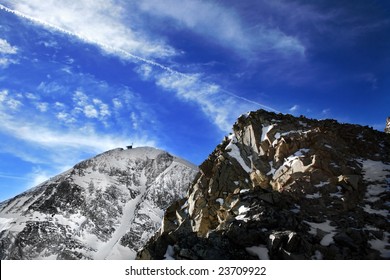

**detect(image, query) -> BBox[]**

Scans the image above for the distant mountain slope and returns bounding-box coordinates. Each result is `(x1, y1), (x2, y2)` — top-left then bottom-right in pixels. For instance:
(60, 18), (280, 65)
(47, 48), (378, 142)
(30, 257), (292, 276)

(0, 147), (198, 259)
(138, 110), (390, 260)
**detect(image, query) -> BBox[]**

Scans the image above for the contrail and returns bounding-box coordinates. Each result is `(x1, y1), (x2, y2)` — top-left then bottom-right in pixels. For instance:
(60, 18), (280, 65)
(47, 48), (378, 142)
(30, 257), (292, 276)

(220, 89), (279, 112)
(0, 3), (187, 77)
(0, 3), (278, 112)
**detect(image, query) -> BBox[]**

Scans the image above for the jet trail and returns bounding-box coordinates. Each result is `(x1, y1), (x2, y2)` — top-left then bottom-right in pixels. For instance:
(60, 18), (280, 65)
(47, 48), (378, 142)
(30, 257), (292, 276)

(0, 4), (187, 77)
(220, 89), (279, 112)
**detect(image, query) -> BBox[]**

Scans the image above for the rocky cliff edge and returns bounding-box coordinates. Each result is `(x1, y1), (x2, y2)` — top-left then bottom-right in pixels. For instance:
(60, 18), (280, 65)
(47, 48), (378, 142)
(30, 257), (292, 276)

(138, 110), (390, 260)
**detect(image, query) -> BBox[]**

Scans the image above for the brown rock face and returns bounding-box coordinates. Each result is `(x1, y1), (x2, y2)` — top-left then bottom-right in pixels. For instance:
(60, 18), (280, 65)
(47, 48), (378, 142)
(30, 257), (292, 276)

(138, 110), (390, 260)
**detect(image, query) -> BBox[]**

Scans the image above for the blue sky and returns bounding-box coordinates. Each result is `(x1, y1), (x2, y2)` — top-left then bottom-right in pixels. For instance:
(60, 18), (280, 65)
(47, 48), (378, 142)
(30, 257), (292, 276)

(0, 0), (389, 201)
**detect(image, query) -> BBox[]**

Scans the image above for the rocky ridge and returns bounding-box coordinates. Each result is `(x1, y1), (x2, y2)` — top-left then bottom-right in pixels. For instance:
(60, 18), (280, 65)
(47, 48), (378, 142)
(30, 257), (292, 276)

(0, 147), (198, 259)
(386, 117), (390, 134)
(138, 110), (390, 260)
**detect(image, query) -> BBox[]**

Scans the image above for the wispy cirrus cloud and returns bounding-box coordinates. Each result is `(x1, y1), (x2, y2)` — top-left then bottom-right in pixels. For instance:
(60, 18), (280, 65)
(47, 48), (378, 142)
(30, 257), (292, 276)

(0, 71), (160, 169)
(0, 115), (151, 154)
(0, 106), (156, 164)
(154, 72), (259, 132)
(133, 61), (278, 132)
(289, 105), (299, 113)
(138, 0), (305, 57)
(0, 0), (175, 59)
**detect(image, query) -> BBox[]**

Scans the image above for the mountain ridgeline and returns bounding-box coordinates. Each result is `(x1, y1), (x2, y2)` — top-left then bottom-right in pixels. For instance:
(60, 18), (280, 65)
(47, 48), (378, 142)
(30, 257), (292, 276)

(0, 110), (389, 260)
(137, 110), (390, 260)
(0, 147), (198, 259)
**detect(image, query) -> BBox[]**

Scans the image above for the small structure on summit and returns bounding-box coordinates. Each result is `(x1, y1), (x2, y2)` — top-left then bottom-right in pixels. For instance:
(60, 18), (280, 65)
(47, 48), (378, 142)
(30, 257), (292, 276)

(126, 143), (133, 149)
(385, 117), (390, 134)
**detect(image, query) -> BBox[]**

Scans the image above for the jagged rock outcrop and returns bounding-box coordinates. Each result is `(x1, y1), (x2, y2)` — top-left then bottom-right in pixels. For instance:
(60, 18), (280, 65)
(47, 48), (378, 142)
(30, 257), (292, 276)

(385, 117), (390, 134)
(138, 110), (390, 260)
(0, 147), (198, 259)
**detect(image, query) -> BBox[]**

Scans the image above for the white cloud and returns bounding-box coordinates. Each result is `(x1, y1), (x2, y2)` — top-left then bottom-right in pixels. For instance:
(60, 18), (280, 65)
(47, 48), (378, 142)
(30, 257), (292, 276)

(36, 102), (49, 112)
(71, 92), (111, 120)
(0, 89), (8, 102)
(25, 92), (39, 100)
(83, 104), (99, 118)
(130, 112), (139, 130)
(38, 39), (58, 48)
(136, 64), (153, 80)
(93, 99), (111, 118)
(56, 112), (76, 124)
(37, 81), (65, 94)
(7, 99), (22, 110)
(289, 105), (299, 112)
(0, 38), (18, 68)
(0, 38), (17, 54)
(112, 98), (123, 109)
(0, 89), (23, 110)
(0, 57), (17, 68)
(28, 166), (55, 188)
(55, 102), (65, 108)
(73, 91), (88, 107)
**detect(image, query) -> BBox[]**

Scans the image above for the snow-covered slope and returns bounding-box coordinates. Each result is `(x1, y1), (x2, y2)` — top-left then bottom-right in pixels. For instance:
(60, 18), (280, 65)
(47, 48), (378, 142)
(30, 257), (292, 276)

(0, 147), (198, 260)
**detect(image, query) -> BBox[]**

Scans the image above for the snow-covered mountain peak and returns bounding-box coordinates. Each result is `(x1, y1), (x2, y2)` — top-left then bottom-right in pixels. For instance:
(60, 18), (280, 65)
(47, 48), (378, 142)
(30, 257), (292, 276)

(95, 146), (169, 161)
(0, 146), (198, 260)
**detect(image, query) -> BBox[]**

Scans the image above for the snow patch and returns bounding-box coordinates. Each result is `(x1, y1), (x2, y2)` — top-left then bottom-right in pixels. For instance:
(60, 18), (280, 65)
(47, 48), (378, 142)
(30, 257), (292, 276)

(246, 245), (269, 260)
(360, 159), (390, 182)
(216, 198), (224, 205)
(226, 135), (252, 173)
(366, 185), (389, 197)
(236, 205), (251, 221)
(299, 121), (308, 127)
(305, 220), (337, 246)
(104, 244), (136, 260)
(266, 161), (276, 176)
(164, 245), (175, 260)
(0, 217), (14, 232)
(363, 205), (389, 217)
(261, 125), (274, 142)
(329, 186), (343, 199)
(369, 232), (390, 258)
(360, 159), (390, 205)
(305, 192), (322, 199)
(311, 250), (323, 260)
(238, 205), (250, 214)
(314, 181), (328, 188)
